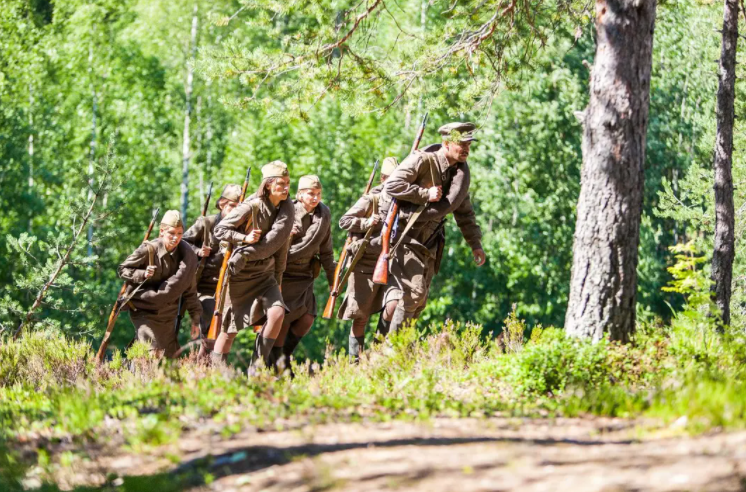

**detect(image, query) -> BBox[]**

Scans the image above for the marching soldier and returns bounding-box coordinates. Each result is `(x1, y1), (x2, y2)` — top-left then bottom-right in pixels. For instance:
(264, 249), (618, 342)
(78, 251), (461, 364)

(274, 175), (336, 367)
(212, 161), (294, 369)
(382, 122), (486, 334)
(338, 157), (402, 360)
(182, 184), (241, 354)
(117, 210), (202, 358)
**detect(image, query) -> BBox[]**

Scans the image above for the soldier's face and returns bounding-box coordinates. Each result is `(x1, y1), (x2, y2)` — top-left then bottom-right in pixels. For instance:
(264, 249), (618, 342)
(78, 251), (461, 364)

(445, 140), (472, 163)
(220, 199), (238, 216)
(270, 177), (290, 200)
(160, 226), (183, 252)
(299, 188), (322, 211)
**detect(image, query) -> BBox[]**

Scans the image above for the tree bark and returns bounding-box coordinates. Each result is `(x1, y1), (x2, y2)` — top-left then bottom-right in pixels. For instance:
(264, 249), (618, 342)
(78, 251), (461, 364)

(711, 0), (738, 327)
(181, 5), (199, 222)
(565, 0), (657, 343)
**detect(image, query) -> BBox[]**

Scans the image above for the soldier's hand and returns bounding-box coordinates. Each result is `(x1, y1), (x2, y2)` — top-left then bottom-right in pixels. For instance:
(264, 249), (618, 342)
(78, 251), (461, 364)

(364, 215), (381, 230)
(199, 245), (212, 257)
(145, 265), (157, 278)
(244, 229), (262, 245)
(190, 322), (201, 340)
(473, 248), (486, 267)
(428, 186), (443, 202)
(291, 224), (302, 236)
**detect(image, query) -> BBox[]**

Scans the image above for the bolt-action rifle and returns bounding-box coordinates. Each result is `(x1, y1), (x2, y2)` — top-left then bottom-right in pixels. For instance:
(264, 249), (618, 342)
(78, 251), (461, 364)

(174, 182), (213, 338)
(372, 112), (428, 285)
(206, 168), (252, 341)
(321, 159), (380, 319)
(96, 207), (160, 363)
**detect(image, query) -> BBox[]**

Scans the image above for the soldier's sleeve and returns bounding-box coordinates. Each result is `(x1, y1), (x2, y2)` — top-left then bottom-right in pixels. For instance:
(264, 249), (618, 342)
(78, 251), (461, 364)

(137, 244), (200, 307)
(339, 195), (373, 233)
(421, 163), (470, 221)
(236, 199), (294, 261)
(273, 235), (291, 285)
(214, 201), (252, 245)
(453, 192), (483, 251)
(181, 216), (205, 255)
(384, 154), (430, 205)
(319, 220), (336, 285)
(117, 243), (150, 284)
(182, 277), (202, 322)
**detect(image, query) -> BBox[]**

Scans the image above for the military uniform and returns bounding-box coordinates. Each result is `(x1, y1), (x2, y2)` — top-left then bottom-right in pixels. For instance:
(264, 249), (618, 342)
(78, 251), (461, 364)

(282, 196), (336, 324)
(182, 184), (241, 336)
(214, 193), (293, 332)
(337, 183), (402, 320)
(117, 212), (201, 358)
(382, 123), (483, 326)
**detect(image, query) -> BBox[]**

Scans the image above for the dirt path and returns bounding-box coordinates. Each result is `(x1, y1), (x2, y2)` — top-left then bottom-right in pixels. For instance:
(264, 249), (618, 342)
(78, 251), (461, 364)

(43, 418), (746, 491)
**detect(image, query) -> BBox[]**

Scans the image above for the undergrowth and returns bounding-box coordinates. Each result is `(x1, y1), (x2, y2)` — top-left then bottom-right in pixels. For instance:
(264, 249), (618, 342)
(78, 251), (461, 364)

(2, 245), (746, 489)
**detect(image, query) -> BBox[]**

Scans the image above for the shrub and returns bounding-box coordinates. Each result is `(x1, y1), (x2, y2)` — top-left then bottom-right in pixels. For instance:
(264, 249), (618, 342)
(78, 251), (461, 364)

(0, 331), (91, 390)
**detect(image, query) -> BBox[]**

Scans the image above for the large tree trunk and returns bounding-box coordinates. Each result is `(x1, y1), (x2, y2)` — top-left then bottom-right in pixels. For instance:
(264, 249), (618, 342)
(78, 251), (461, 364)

(181, 5), (198, 221)
(565, 0), (657, 343)
(711, 0), (738, 327)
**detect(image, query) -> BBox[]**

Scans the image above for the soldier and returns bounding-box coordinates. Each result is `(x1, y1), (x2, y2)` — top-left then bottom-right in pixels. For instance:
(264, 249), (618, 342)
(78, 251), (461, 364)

(382, 122), (486, 334)
(212, 161), (294, 369)
(273, 175), (336, 367)
(338, 157), (402, 360)
(182, 184), (241, 355)
(117, 210), (202, 358)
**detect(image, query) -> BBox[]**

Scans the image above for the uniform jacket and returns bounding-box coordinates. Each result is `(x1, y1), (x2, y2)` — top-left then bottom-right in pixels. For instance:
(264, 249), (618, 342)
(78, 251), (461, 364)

(382, 144), (482, 251)
(117, 238), (201, 318)
(286, 200), (336, 285)
(182, 213), (224, 291)
(214, 194), (293, 285)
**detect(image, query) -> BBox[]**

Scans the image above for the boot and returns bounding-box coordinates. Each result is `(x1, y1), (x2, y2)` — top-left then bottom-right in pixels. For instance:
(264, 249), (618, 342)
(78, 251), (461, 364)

(349, 336), (365, 363)
(375, 315), (391, 341)
(387, 306), (410, 337)
(249, 335), (276, 370)
(282, 330), (304, 359)
(269, 345), (284, 372)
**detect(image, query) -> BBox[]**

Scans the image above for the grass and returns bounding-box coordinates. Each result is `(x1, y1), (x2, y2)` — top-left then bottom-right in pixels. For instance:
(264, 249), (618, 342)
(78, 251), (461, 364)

(2, 306), (746, 490)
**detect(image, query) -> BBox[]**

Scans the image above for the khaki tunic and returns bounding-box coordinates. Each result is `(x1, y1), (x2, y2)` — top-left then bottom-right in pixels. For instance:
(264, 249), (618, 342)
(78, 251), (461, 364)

(214, 195), (293, 333)
(183, 213), (224, 335)
(337, 185), (402, 320)
(282, 201), (336, 324)
(382, 144), (483, 315)
(117, 238), (201, 357)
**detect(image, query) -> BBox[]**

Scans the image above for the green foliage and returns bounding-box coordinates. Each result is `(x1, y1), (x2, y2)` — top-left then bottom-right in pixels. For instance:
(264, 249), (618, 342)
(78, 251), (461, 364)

(0, 331), (92, 390)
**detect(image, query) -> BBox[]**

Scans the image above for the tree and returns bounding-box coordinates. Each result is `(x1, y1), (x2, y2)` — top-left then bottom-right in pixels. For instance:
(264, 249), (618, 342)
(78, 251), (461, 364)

(564, 0), (657, 342)
(711, 0), (738, 327)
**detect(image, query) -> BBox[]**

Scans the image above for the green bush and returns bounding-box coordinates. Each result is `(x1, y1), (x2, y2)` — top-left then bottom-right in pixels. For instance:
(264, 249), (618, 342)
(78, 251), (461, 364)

(0, 331), (92, 390)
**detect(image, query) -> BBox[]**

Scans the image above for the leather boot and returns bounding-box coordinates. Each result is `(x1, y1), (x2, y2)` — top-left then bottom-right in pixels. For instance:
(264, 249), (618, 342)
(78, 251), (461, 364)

(349, 336), (365, 363)
(375, 315), (391, 341)
(249, 335), (276, 369)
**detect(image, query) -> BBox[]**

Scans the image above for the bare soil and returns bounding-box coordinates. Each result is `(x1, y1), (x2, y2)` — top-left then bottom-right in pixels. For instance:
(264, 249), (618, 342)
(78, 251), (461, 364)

(37, 417), (746, 491)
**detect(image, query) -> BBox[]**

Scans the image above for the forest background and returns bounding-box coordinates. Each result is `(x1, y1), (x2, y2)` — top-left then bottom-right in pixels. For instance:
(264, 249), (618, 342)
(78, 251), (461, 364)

(0, 0), (734, 363)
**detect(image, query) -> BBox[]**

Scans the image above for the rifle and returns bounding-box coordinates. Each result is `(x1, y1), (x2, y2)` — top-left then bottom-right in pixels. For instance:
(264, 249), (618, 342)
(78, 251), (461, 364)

(175, 182), (213, 338)
(321, 159), (380, 319)
(372, 112), (428, 285)
(96, 207), (161, 363)
(206, 167), (252, 341)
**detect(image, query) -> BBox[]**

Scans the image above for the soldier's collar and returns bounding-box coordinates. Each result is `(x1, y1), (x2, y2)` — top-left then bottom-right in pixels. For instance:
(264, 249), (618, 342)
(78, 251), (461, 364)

(156, 239), (170, 258)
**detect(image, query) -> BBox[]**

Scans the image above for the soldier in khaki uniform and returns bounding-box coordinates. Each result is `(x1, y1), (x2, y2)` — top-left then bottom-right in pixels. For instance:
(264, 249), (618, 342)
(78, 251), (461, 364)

(337, 157), (402, 360)
(274, 175), (336, 367)
(182, 184), (241, 354)
(382, 122), (486, 334)
(117, 210), (202, 358)
(213, 162), (294, 369)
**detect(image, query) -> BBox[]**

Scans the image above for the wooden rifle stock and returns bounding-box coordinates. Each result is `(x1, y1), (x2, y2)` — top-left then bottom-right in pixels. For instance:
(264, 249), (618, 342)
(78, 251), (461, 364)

(322, 159), (380, 319)
(96, 207), (161, 363)
(206, 167), (252, 340)
(371, 112), (428, 285)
